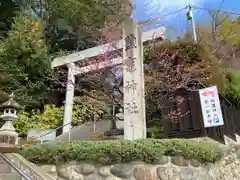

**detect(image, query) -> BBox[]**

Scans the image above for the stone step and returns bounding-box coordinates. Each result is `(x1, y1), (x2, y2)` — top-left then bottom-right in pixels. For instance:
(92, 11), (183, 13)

(0, 156), (24, 180)
(0, 157), (6, 164)
(0, 173), (21, 180)
(0, 163), (11, 173)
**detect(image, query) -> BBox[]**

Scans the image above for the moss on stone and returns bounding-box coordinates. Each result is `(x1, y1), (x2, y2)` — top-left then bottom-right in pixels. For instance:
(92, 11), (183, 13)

(20, 139), (223, 165)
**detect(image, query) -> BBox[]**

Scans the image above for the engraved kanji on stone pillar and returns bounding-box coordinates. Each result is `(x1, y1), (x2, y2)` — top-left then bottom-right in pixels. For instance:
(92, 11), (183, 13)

(123, 18), (146, 140)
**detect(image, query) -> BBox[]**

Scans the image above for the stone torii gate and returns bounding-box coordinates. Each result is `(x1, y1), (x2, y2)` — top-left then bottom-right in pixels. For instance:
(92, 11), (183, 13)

(51, 18), (166, 140)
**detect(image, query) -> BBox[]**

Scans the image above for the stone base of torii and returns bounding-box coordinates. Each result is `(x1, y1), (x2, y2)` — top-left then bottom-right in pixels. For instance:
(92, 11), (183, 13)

(51, 17), (166, 140)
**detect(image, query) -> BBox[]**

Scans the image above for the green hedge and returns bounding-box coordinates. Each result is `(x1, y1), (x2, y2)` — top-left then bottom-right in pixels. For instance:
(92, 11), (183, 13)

(20, 139), (223, 165)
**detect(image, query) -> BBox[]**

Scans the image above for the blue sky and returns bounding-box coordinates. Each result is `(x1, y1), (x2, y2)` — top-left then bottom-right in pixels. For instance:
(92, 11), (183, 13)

(132, 0), (240, 38)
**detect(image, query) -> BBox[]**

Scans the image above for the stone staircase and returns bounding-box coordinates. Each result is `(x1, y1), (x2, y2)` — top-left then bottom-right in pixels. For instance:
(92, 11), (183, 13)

(0, 156), (21, 180)
(56, 120), (112, 141)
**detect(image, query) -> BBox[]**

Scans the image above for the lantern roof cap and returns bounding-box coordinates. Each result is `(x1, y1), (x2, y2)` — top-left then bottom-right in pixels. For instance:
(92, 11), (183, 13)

(0, 93), (21, 109)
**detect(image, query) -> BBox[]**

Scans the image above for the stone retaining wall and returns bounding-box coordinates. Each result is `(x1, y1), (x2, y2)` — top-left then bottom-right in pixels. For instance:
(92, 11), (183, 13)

(40, 145), (240, 180)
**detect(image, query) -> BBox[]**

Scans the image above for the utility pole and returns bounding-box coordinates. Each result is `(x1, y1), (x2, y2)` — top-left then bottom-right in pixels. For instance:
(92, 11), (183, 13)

(187, 5), (197, 42)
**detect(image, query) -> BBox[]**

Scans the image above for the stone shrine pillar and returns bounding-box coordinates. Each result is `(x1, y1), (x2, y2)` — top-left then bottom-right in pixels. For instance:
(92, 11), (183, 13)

(123, 18), (146, 140)
(0, 94), (21, 146)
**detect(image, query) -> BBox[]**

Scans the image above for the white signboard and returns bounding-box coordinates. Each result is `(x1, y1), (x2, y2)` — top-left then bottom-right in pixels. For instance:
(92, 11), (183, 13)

(199, 86), (224, 128)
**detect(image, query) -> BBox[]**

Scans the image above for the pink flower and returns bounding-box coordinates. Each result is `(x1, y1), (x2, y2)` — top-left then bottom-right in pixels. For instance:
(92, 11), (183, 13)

(176, 96), (184, 104)
(99, 51), (106, 57)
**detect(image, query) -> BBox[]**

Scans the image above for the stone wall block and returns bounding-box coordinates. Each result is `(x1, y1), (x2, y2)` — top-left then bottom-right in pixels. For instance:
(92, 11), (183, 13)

(179, 167), (199, 180)
(57, 164), (74, 179)
(189, 159), (201, 167)
(171, 156), (188, 166)
(156, 166), (168, 180)
(84, 174), (104, 180)
(133, 166), (157, 180)
(57, 164), (84, 180)
(157, 166), (180, 180)
(99, 166), (112, 177)
(73, 163), (95, 175)
(110, 164), (134, 179)
(155, 155), (169, 165)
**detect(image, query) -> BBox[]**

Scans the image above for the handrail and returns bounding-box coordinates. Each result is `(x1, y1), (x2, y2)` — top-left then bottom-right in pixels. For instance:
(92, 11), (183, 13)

(0, 153), (32, 180)
(28, 121), (73, 142)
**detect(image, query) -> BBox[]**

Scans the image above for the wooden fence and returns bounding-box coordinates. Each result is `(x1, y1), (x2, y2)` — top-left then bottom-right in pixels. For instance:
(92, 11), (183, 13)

(160, 83), (240, 144)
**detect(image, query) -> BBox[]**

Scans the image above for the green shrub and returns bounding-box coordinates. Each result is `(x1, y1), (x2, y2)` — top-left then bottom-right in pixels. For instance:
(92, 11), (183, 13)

(224, 71), (240, 105)
(14, 104), (63, 135)
(20, 139), (223, 165)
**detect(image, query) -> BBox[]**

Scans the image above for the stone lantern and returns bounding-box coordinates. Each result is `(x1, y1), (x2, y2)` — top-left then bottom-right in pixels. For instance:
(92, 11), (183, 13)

(0, 94), (21, 146)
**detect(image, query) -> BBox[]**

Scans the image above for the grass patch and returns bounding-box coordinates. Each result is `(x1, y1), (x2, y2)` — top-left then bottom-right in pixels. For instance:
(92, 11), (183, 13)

(20, 138), (223, 165)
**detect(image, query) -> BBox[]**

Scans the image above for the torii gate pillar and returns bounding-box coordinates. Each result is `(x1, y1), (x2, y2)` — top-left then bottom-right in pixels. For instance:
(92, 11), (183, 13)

(62, 63), (75, 133)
